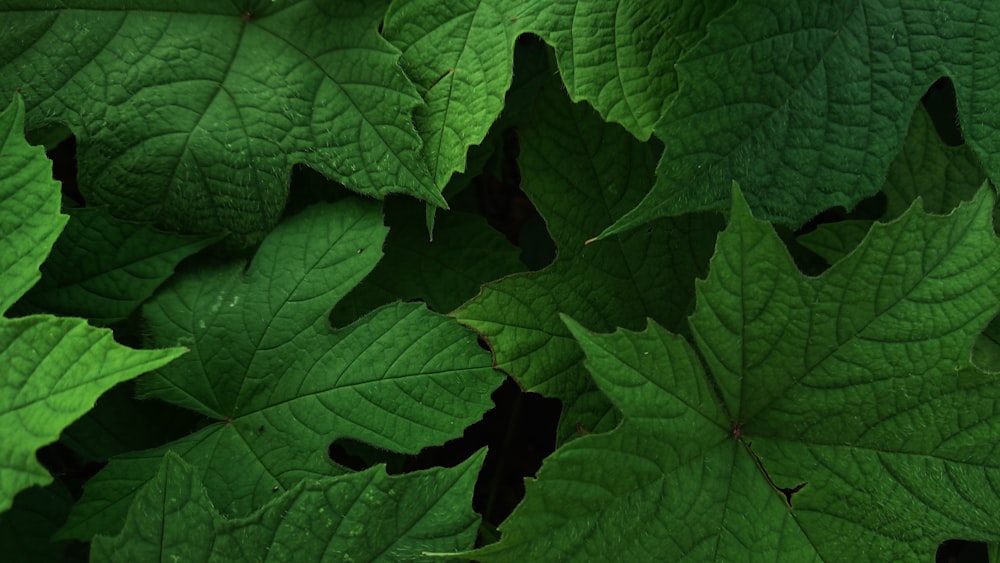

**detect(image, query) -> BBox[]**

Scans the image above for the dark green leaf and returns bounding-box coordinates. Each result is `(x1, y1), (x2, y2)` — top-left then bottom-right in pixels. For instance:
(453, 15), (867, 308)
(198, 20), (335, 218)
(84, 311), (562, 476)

(91, 451), (484, 562)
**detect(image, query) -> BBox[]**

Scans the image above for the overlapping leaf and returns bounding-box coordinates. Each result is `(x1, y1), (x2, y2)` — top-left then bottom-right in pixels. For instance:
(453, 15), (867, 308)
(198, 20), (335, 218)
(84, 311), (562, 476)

(471, 185), (1000, 560)
(454, 78), (722, 442)
(14, 207), (217, 325)
(0, 95), (182, 513)
(800, 103), (988, 263)
(60, 382), (202, 462)
(59, 196), (502, 540)
(382, 0), (732, 192)
(0, 0), (442, 246)
(91, 452), (484, 562)
(0, 482), (74, 562)
(523, 0), (733, 140)
(603, 0), (1000, 238)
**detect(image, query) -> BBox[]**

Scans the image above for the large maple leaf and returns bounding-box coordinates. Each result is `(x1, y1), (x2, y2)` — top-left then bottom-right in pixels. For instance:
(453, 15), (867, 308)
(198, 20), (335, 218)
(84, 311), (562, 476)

(60, 196), (502, 540)
(471, 184), (1000, 560)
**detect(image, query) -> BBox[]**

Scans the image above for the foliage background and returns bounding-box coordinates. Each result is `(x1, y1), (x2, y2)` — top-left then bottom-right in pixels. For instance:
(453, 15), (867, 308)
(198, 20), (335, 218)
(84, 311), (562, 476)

(1, 1), (999, 561)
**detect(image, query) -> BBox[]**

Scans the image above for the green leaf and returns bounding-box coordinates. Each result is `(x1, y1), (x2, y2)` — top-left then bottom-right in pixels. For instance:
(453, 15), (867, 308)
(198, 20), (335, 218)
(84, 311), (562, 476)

(0, 95), (182, 513)
(973, 318), (1000, 374)
(382, 0), (731, 188)
(14, 206), (217, 325)
(0, 95), (65, 313)
(0, 1), (442, 246)
(90, 451), (484, 562)
(800, 104), (988, 264)
(61, 197), (501, 539)
(330, 197), (523, 327)
(472, 184), (1000, 560)
(602, 0), (1000, 238)
(383, 0), (521, 188)
(880, 104), (987, 219)
(454, 78), (722, 442)
(524, 0), (733, 140)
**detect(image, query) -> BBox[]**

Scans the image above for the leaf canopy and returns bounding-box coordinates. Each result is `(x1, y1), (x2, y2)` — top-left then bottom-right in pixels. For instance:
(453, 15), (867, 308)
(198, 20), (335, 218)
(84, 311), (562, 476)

(0, 0), (442, 246)
(382, 0), (732, 188)
(60, 196), (502, 540)
(0, 95), (182, 513)
(454, 78), (722, 442)
(602, 0), (1000, 238)
(91, 451), (484, 562)
(472, 184), (1000, 560)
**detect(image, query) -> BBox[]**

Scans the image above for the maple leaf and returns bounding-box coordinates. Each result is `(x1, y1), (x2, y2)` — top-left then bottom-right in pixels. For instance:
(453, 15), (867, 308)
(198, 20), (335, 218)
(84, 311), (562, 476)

(60, 196), (502, 540)
(470, 184), (1000, 560)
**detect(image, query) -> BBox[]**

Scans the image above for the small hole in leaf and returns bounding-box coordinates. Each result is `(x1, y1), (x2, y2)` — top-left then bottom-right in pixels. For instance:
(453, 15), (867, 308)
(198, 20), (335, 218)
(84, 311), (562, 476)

(779, 482), (806, 505)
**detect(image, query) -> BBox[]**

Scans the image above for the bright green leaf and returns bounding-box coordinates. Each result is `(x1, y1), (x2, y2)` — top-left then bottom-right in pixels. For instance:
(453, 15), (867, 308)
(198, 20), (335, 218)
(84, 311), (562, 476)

(0, 95), (182, 513)
(383, 0), (520, 188)
(91, 451), (484, 562)
(454, 78), (722, 442)
(602, 0), (1000, 238)
(61, 197), (501, 539)
(471, 184), (1000, 560)
(0, 1), (442, 246)
(14, 206), (217, 325)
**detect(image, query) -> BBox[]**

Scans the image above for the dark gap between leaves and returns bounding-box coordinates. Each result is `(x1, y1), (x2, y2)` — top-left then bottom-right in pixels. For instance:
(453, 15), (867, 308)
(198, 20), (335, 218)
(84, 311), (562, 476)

(922, 77), (963, 147)
(328, 376), (560, 528)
